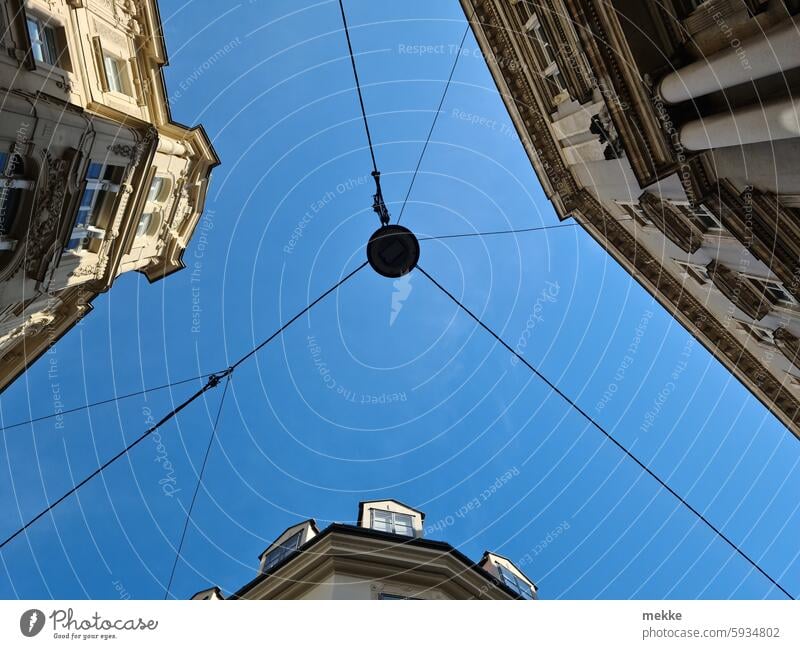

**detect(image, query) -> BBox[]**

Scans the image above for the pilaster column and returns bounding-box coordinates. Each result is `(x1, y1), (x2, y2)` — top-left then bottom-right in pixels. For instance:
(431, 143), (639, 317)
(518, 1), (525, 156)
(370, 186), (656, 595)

(680, 97), (800, 151)
(658, 18), (800, 104)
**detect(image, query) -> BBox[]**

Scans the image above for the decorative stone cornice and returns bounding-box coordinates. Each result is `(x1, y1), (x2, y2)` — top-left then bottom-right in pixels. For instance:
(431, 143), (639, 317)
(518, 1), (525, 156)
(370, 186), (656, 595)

(574, 190), (799, 424)
(465, 0), (800, 433)
(25, 151), (75, 280)
(562, 0), (677, 186)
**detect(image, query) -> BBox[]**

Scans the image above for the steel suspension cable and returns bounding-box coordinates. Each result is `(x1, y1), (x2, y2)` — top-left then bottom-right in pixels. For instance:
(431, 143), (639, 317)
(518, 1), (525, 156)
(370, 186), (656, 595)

(0, 370), (231, 550)
(337, 0), (378, 173)
(416, 265), (795, 600)
(164, 374), (231, 600)
(231, 261), (368, 370)
(0, 372), (216, 434)
(396, 12), (473, 225)
(417, 218), (635, 242)
(337, 0), (390, 226)
(0, 262), (368, 551)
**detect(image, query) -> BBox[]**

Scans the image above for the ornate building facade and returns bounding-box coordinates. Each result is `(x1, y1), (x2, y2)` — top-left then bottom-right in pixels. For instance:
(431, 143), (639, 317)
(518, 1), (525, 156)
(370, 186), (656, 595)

(461, 0), (800, 437)
(192, 499), (538, 600)
(0, 0), (218, 389)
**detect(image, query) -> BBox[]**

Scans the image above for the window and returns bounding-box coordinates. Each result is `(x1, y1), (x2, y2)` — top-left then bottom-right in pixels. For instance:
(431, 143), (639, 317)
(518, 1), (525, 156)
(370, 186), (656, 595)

(529, 16), (566, 100)
(147, 176), (170, 202)
(736, 321), (776, 346)
(262, 530), (303, 572)
(674, 202), (723, 232)
(497, 565), (534, 600)
(67, 161), (124, 251)
(747, 276), (797, 308)
(27, 14), (59, 66)
(136, 212), (155, 238)
(674, 259), (710, 286)
(617, 202), (652, 228)
(370, 509), (414, 537)
(103, 54), (127, 94)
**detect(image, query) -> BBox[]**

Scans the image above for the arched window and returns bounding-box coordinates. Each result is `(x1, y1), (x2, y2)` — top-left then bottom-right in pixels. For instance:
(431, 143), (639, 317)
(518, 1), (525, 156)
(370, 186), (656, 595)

(147, 175), (171, 203)
(136, 211), (159, 238)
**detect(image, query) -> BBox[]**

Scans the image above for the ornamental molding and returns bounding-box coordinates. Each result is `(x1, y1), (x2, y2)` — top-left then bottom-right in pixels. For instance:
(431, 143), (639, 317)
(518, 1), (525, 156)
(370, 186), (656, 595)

(561, 0), (676, 186)
(469, 0), (800, 431)
(25, 152), (73, 278)
(574, 189), (800, 427)
(704, 180), (800, 302)
(473, 1), (579, 207)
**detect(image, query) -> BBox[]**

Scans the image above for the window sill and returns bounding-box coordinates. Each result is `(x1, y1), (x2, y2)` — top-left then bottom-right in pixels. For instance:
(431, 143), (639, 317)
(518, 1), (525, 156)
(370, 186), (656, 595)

(30, 62), (74, 91)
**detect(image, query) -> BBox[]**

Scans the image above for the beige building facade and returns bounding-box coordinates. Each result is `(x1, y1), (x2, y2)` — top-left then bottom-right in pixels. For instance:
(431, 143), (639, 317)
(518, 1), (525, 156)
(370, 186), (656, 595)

(0, 0), (217, 389)
(192, 499), (538, 600)
(459, 0), (800, 437)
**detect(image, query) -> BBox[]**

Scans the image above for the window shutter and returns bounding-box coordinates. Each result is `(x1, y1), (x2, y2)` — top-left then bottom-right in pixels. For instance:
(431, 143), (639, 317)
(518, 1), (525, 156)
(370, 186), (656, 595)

(91, 36), (109, 92)
(128, 56), (147, 106)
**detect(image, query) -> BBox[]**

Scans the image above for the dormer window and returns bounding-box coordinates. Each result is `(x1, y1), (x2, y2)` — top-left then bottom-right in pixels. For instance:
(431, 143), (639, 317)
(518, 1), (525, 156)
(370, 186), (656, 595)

(497, 565), (534, 600)
(371, 509), (414, 537)
(262, 530), (303, 572)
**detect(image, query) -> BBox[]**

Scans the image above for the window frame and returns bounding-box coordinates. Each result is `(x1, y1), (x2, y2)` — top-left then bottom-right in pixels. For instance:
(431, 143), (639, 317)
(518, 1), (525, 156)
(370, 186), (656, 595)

(67, 160), (125, 251)
(370, 509), (415, 537)
(673, 259), (711, 286)
(617, 201), (653, 228)
(262, 530), (304, 573)
(377, 592), (422, 600)
(496, 564), (534, 600)
(673, 201), (724, 233)
(736, 320), (776, 347)
(526, 14), (568, 103)
(103, 53), (128, 95)
(743, 274), (798, 308)
(26, 13), (60, 67)
(147, 175), (171, 203)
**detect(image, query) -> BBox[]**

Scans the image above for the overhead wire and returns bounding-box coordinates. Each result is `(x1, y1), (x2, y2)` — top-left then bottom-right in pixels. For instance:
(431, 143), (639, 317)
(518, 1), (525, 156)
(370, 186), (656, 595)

(418, 217), (635, 241)
(416, 265), (795, 600)
(396, 11), (473, 225)
(337, 0), (391, 226)
(163, 374), (231, 600)
(0, 262), (369, 551)
(0, 370), (231, 551)
(0, 372), (216, 434)
(337, 0), (378, 173)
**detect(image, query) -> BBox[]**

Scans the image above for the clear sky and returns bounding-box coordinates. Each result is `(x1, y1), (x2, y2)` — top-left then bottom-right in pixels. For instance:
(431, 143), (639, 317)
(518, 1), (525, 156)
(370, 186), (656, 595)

(1, 0), (799, 600)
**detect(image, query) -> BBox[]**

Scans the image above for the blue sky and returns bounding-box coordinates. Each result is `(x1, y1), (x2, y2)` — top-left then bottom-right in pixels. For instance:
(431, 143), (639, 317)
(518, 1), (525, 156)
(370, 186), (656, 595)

(1, 0), (799, 600)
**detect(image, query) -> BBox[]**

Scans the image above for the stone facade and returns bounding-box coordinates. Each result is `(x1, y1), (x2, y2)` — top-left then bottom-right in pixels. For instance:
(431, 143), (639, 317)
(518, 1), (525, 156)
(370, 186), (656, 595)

(0, 0), (218, 390)
(461, 0), (800, 437)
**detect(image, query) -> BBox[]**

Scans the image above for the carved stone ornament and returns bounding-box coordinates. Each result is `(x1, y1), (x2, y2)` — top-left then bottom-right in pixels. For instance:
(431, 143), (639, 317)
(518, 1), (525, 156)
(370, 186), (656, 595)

(25, 153), (71, 275)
